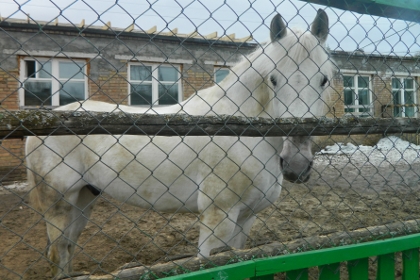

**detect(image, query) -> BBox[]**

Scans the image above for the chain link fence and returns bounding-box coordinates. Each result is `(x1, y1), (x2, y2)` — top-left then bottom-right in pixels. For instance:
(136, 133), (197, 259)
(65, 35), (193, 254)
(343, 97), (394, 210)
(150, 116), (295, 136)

(0, 1), (419, 279)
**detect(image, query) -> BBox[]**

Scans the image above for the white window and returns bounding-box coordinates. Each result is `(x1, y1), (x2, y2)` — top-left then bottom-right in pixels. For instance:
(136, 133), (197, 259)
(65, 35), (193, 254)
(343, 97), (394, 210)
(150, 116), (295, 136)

(392, 77), (417, 117)
(343, 75), (373, 116)
(128, 63), (181, 106)
(214, 67), (230, 84)
(20, 58), (87, 107)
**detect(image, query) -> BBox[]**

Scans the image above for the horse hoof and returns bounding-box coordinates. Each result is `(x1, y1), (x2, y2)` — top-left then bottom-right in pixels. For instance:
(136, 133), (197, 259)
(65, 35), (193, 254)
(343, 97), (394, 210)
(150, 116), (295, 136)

(119, 261), (143, 270)
(55, 271), (90, 280)
(165, 254), (196, 261)
(210, 245), (234, 255)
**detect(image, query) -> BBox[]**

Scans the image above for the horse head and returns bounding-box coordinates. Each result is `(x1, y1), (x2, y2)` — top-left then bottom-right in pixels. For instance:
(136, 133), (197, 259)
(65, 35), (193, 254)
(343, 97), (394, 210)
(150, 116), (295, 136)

(269, 10), (331, 183)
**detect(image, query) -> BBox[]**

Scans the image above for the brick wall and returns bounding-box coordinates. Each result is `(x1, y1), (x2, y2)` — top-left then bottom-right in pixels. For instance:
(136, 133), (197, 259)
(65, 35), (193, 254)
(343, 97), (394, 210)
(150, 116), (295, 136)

(0, 139), (26, 183)
(373, 74), (392, 118)
(1, 67), (418, 182)
(0, 69), (19, 110)
(320, 71), (420, 148)
(183, 67), (214, 99)
(89, 71), (129, 105)
(327, 76), (345, 117)
(319, 73), (390, 148)
(0, 69), (27, 183)
(0, 65), (219, 183)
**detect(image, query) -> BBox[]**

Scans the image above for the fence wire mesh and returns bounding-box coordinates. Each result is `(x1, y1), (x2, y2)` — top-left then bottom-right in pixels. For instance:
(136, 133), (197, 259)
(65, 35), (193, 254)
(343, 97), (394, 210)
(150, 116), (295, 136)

(0, 0), (419, 279)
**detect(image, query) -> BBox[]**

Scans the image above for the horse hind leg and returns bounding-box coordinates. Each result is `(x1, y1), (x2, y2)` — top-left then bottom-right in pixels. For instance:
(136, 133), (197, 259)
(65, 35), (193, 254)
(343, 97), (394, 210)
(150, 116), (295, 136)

(41, 196), (74, 278)
(29, 179), (68, 277)
(38, 185), (97, 279)
(65, 186), (98, 275)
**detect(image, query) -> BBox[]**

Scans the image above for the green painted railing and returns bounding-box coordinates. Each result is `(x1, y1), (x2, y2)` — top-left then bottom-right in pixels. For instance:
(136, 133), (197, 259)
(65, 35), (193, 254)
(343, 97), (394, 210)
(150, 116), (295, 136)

(299, 0), (420, 22)
(166, 233), (420, 280)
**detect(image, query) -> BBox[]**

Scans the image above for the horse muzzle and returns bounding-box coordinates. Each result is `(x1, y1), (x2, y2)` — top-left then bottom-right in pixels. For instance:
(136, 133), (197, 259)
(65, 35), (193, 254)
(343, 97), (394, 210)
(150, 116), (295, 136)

(280, 157), (313, 184)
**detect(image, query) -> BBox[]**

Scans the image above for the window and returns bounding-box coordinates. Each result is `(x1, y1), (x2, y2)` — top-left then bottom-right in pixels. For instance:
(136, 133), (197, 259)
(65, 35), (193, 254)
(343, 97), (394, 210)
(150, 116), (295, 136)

(343, 75), (373, 116)
(392, 77), (417, 117)
(129, 64), (181, 106)
(214, 68), (230, 84)
(20, 58), (87, 107)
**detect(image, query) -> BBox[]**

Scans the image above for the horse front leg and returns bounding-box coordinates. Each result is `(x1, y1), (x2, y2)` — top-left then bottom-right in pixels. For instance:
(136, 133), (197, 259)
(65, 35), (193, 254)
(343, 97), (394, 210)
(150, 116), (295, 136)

(197, 203), (240, 258)
(227, 213), (256, 249)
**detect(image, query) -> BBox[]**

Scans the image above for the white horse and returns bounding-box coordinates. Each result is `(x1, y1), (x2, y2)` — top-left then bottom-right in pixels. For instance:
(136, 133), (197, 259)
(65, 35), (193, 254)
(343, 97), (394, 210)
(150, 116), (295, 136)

(27, 10), (333, 278)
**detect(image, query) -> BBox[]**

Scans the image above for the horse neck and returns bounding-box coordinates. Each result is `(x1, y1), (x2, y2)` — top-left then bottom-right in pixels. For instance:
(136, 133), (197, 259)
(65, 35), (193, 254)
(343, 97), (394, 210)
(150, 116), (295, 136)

(158, 42), (302, 118)
(181, 53), (277, 118)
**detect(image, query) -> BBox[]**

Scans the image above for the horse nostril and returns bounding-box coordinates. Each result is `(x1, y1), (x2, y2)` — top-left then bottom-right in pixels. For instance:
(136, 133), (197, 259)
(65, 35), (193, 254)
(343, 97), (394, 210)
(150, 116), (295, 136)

(280, 157), (284, 169)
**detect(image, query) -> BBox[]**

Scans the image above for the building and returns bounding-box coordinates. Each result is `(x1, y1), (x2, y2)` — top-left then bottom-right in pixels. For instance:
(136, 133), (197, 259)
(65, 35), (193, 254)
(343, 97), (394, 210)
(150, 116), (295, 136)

(325, 50), (420, 148)
(0, 18), (418, 183)
(330, 50), (419, 119)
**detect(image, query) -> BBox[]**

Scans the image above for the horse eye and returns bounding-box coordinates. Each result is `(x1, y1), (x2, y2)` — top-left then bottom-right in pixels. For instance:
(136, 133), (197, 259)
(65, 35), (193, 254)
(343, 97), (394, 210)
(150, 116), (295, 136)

(270, 75), (277, 87)
(321, 76), (328, 87)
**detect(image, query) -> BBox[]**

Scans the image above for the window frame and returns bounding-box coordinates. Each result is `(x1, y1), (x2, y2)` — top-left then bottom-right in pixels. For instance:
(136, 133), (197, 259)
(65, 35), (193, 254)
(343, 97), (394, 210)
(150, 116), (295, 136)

(128, 62), (182, 106)
(342, 74), (373, 116)
(19, 57), (88, 108)
(391, 76), (418, 118)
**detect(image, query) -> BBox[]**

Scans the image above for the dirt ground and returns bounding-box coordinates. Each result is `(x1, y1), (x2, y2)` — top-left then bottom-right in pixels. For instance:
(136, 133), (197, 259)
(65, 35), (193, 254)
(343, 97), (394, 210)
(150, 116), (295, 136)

(1, 154), (420, 279)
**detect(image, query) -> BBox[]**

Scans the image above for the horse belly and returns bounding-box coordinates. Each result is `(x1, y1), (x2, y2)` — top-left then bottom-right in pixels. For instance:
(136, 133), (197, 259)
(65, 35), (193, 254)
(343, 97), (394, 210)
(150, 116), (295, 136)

(101, 176), (200, 213)
(82, 136), (201, 213)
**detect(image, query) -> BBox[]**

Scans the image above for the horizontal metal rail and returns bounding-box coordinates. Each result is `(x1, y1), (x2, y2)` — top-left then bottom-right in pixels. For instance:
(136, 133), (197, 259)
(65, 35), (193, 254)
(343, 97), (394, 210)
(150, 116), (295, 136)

(0, 110), (420, 138)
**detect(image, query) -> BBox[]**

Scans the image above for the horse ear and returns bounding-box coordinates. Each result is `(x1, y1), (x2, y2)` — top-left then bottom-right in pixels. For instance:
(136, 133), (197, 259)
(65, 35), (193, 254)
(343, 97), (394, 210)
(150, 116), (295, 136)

(270, 14), (287, 42)
(311, 9), (329, 44)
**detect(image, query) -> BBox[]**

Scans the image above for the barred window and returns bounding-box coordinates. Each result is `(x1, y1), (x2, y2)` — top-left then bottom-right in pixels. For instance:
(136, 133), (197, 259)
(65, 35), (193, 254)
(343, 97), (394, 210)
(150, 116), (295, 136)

(129, 64), (181, 106)
(392, 77), (417, 117)
(20, 59), (87, 107)
(343, 75), (373, 116)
